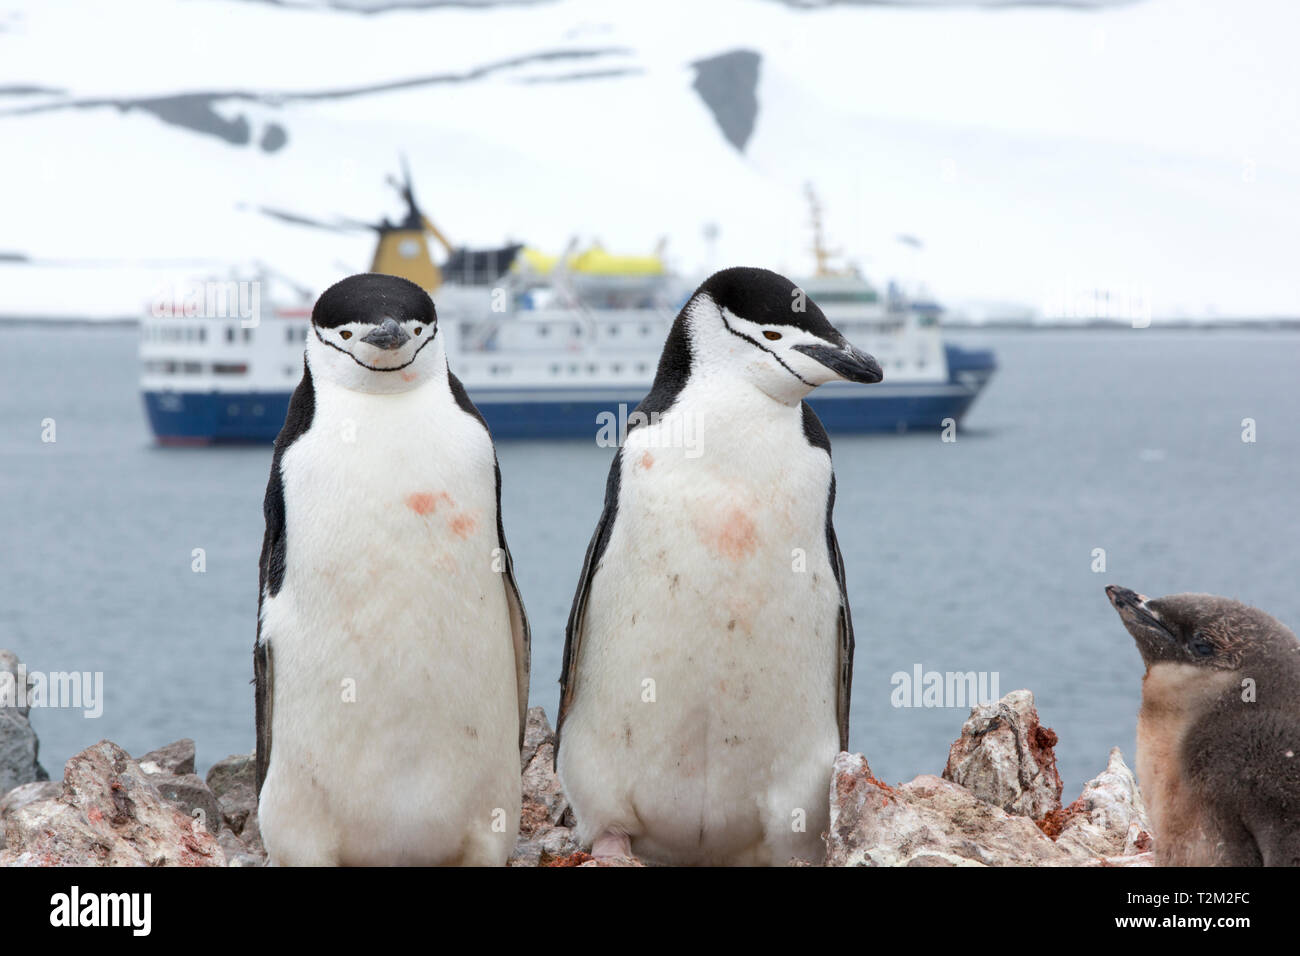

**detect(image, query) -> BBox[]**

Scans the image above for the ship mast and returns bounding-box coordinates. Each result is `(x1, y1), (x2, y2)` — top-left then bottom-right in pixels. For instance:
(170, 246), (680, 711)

(805, 182), (842, 277)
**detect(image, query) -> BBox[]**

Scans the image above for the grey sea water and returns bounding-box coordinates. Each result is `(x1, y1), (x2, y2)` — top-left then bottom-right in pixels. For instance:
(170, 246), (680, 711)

(2, 324), (1298, 798)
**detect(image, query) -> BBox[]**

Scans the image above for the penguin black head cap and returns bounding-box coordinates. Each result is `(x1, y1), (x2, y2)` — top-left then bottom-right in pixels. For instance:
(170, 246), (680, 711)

(312, 272), (436, 330)
(699, 267), (842, 342)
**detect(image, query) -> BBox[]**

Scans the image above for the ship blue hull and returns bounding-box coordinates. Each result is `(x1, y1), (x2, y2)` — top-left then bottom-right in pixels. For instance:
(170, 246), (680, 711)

(144, 344), (996, 444)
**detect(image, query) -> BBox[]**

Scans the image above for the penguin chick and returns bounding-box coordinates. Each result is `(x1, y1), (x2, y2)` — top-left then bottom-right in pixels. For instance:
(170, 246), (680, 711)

(556, 266), (882, 866)
(1106, 586), (1300, 866)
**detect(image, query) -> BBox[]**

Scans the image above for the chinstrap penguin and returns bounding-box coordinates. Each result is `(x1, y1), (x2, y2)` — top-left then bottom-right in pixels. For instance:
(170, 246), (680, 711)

(1106, 586), (1300, 866)
(556, 266), (883, 865)
(255, 272), (530, 866)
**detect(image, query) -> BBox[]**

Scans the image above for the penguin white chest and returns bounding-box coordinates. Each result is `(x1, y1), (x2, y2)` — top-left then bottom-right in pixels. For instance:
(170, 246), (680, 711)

(258, 378), (520, 866)
(560, 399), (843, 864)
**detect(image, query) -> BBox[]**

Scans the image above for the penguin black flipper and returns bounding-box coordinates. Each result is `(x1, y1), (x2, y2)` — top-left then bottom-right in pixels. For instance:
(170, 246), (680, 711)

(447, 371), (532, 750)
(802, 402), (854, 752)
(557, 324), (689, 764)
(255, 361), (316, 796)
(555, 450), (622, 764)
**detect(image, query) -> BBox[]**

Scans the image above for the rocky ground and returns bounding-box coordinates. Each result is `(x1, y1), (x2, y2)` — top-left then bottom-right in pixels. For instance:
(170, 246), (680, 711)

(0, 651), (1152, 867)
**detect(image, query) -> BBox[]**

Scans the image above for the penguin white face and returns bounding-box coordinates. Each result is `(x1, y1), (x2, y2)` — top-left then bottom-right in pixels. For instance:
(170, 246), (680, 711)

(307, 273), (442, 393)
(686, 267), (883, 405)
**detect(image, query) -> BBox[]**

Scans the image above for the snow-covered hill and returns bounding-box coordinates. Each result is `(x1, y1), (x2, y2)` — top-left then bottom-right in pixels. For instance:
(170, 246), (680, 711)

(0, 0), (1296, 319)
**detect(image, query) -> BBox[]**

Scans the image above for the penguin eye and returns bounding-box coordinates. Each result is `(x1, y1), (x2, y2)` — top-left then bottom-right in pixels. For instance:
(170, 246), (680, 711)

(339, 330), (352, 340)
(763, 330), (782, 341)
(1190, 634), (1215, 657)
(413, 326), (423, 336)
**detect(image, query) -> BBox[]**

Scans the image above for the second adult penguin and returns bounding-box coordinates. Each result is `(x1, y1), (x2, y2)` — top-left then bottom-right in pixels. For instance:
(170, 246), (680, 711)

(255, 273), (530, 866)
(556, 266), (883, 865)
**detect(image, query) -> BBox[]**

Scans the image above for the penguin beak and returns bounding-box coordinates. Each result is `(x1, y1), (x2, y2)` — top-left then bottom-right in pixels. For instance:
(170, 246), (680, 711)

(791, 341), (884, 384)
(360, 317), (410, 351)
(1106, 585), (1178, 650)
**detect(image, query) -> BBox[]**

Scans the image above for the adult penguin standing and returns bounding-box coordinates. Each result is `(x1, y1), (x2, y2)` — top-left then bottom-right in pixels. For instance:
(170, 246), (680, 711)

(255, 273), (530, 866)
(557, 266), (882, 865)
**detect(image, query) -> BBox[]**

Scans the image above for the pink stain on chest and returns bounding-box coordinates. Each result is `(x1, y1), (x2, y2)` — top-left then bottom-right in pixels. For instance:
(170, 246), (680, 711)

(448, 512), (478, 539)
(699, 507), (758, 561)
(400, 371), (418, 382)
(406, 491), (452, 516)
(638, 451), (655, 470)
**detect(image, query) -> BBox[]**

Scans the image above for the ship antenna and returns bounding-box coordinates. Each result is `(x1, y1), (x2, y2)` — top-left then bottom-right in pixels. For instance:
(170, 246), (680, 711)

(805, 182), (841, 277)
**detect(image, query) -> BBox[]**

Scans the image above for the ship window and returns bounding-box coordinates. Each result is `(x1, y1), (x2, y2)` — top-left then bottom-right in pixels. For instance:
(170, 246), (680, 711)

(587, 363), (598, 374)
(284, 366), (296, 377)
(213, 363), (248, 375)
(538, 326), (549, 337)
(198, 327), (207, 343)
(636, 363), (648, 374)
(611, 363), (622, 374)
(572, 325), (582, 336)
(568, 364), (579, 375)
(608, 326), (619, 336)
(640, 325), (650, 336)
(242, 328), (252, 342)
(550, 364), (560, 375)
(286, 328), (295, 344)
(226, 326), (235, 343)
(183, 362), (202, 374)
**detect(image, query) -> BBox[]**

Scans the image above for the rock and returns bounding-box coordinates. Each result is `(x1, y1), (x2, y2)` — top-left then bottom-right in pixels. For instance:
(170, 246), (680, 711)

(1085, 849), (1155, 867)
(1050, 747), (1153, 859)
(0, 779), (61, 818)
(138, 738), (195, 777)
(0, 740), (223, 866)
(825, 752), (1093, 866)
(519, 706), (551, 769)
(0, 780), (61, 850)
(205, 753), (258, 834)
(509, 707), (583, 866)
(204, 753), (265, 864)
(216, 824), (264, 867)
(942, 689), (1063, 820)
(149, 772), (221, 836)
(0, 650), (49, 793)
(578, 854), (645, 867)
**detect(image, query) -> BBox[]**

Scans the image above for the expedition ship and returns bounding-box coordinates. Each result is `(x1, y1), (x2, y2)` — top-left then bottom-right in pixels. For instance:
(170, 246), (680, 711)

(140, 175), (995, 442)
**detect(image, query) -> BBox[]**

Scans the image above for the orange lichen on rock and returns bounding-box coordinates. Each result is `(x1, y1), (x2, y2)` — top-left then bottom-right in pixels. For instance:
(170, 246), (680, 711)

(1036, 797), (1087, 840)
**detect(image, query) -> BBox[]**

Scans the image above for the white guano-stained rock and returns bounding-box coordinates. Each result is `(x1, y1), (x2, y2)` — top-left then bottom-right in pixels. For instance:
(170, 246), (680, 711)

(0, 740), (224, 867)
(942, 689), (1063, 821)
(826, 752), (1094, 866)
(1053, 747), (1153, 862)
